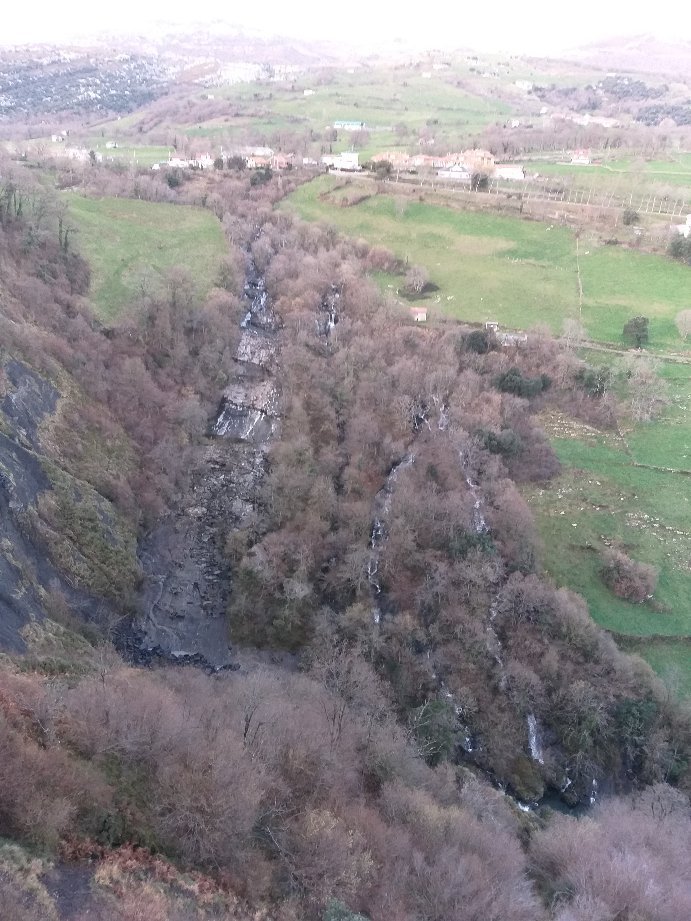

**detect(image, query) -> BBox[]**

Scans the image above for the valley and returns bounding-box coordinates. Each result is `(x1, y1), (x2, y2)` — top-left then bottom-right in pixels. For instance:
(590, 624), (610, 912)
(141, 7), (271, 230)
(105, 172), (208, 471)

(0, 23), (690, 921)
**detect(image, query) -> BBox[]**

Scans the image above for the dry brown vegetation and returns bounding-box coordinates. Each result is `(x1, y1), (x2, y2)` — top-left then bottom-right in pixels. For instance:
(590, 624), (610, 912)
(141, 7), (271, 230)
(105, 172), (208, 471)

(0, 657), (689, 920)
(1, 157), (691, 920)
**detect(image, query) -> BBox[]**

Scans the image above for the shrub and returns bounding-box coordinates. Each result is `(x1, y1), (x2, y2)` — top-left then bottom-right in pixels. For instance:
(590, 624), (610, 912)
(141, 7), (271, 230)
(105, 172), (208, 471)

(479, 427), (522, 457)
(495, 367), (550, 398)
(462, 329), (497, 354)
(668, 234), (691, 264)
(622, 208), (639, 225)
(623, 316), (649, 348)
(600, 548), (658, 602)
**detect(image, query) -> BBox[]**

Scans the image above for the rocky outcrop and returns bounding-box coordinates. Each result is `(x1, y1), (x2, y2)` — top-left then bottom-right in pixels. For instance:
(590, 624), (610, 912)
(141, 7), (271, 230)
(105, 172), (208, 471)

(133, 259), (281, 669)
(0, 358), (121, 648)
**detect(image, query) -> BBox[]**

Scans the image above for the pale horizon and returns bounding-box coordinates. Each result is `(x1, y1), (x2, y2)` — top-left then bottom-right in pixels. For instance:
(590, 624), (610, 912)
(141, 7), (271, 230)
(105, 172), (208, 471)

(3, 0), (691, 56)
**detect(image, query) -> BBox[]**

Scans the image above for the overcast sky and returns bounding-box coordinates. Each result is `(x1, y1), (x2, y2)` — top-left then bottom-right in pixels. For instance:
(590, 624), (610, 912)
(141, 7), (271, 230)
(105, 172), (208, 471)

(3, 0), (691, 53)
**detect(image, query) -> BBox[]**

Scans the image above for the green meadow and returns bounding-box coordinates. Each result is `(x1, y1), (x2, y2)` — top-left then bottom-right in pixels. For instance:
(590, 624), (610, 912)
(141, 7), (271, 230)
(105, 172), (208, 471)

(90, 144), (172, 166)
(534, 155), (691, 195)
(110, 66), (512, 152)
(284, 175), (691, 352)
(67, 194), (226, 322)
(525, 362), (691, 693)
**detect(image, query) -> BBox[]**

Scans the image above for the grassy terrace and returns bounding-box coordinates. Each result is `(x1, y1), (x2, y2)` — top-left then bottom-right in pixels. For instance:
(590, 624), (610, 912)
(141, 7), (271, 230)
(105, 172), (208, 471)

(67, 194), (226, 322)
(284, 175), (691, 352)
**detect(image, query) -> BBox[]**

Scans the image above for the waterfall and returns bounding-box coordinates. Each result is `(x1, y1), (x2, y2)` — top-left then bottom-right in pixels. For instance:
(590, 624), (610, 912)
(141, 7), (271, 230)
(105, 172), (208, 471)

(367, 455), (414, 623)
(527, 713), (545, 765)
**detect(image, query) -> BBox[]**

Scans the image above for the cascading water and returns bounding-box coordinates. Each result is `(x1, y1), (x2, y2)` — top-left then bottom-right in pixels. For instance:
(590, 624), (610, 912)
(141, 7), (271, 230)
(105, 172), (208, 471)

(212, 261), (280, 443)
(367, 455), (414, 624)
(134, 250), (280, 670)
(527, 713), (545, 765)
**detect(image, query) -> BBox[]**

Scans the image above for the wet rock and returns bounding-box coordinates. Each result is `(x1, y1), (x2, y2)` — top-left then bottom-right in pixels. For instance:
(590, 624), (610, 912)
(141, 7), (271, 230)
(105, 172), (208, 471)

(133, 254), (280, 670)
(1, 358), (59, 451)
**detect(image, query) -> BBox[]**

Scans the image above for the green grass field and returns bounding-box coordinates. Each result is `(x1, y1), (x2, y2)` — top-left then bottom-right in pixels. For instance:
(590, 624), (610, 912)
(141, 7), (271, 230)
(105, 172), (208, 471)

(66, 194), (226, 322)
(284, 175), (691, 352)
(524, 363), (691, 694)
(91, 144), (172, 167)
(96, 65), (512, 155)
(533, 156), (691, 196)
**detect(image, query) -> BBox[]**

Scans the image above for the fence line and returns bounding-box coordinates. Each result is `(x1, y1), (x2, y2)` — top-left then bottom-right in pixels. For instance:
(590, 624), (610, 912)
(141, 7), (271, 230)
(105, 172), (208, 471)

(391, 172), (690, 218)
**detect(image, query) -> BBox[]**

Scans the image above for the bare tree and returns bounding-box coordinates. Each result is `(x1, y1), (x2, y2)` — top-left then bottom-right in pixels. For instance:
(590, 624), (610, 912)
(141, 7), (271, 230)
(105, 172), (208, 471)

(675, 309), (691, 340)
(405, 264), (429, 294)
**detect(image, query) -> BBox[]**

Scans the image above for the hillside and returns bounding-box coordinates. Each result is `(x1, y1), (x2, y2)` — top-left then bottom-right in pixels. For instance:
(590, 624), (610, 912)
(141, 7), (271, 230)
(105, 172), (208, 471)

(0, 154), (690, 920)
(1, 25), (691, 918)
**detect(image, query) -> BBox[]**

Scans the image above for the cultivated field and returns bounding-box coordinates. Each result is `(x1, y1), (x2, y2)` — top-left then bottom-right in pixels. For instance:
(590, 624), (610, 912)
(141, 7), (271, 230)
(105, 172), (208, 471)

(67, 194), (227, 322)
(285, 175), (691, 352)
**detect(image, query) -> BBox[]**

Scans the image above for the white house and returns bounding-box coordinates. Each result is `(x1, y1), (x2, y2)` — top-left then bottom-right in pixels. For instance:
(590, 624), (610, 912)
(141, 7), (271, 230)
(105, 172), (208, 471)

(168, 156), (190, 168)
(410, 307), (428, 322)
(494, 164), (526, 181)
(437, 164), (471, 182)
(303, 89), (315, 96)
(674, 215), (691, 238)
(323, 151), (361, 171)
(191, 154), (214, 169)
(333, 120), (366, 131)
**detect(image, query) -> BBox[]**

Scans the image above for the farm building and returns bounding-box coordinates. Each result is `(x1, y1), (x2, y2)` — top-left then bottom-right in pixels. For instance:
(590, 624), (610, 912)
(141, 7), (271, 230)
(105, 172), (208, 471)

(322, 151), (361, 171)
(372, 151), (412, 170)
(333, 120), (366, 131)
(494, 164), (526, 181)
(462, 149), (495, 171)
(246, 156), (271, 169)
(438, 165), (472, 182)
(410, 307), (428, 322)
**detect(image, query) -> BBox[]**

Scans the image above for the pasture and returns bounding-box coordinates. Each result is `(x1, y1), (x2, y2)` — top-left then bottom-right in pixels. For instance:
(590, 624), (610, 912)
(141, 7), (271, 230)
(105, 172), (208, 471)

(284, 175), (691, 352)
(533, 155), (691, 196)
(525, 362), (691, 692)
(95, 65), (513, 156)
(90, 144), (172, 167)
(66, 194), (227, 322)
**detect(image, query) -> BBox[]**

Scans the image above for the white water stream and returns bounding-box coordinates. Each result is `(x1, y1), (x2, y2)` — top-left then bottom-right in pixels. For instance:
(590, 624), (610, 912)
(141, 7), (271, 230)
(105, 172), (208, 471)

(368, 455), (415, 624)
(527, 713), (545, 765)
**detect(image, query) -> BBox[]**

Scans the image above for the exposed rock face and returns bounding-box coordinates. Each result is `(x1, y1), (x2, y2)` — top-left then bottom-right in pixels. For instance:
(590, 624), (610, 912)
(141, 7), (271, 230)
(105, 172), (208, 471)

(213, 380), (279, 443)
(0, 358), (119, 649)
(133, 258), (280, 669)
(1, 359), (59, 450)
